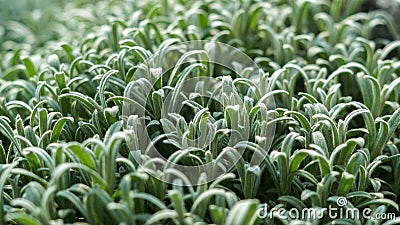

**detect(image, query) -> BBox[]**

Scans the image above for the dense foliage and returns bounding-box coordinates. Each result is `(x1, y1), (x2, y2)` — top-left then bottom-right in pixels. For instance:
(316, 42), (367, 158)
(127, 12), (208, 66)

(1, 0), (400, 224)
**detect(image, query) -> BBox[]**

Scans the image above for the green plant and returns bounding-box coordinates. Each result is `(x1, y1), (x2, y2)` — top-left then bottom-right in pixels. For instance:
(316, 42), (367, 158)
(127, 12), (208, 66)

(1, 0), (400, 224)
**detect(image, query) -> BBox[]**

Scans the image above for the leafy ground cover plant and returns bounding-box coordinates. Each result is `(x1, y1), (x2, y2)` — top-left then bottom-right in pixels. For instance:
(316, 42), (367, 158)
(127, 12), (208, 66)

(0, 0), (400, 224)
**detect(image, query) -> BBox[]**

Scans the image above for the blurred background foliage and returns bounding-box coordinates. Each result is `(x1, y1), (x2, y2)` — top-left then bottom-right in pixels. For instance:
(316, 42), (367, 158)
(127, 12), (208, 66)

(0, 0), (102, 50)
(1, 0), (399, 53)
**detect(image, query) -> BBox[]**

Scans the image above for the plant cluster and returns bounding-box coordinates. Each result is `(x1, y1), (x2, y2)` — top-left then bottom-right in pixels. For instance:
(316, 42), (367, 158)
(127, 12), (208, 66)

(0, 0), (400, 224)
